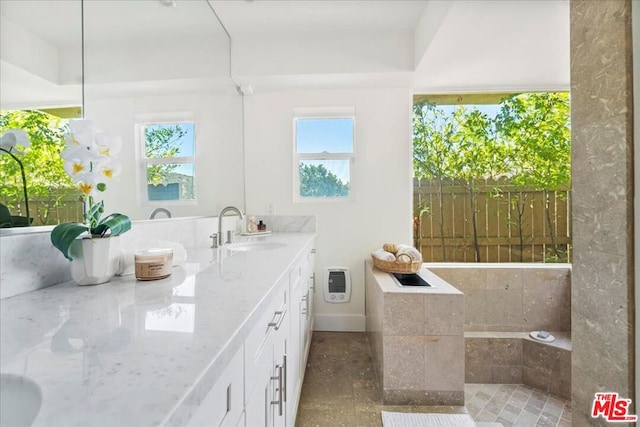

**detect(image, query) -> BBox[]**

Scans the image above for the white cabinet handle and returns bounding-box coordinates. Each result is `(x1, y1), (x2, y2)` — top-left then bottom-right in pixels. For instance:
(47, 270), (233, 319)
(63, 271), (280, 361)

(301, 293), (309, 315)
(283, 354), (287, 403)
(270, 364), (283, 416)
(268, 310), (286, 330)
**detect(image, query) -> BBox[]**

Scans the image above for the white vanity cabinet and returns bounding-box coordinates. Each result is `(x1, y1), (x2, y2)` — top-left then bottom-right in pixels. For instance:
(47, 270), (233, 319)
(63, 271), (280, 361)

(286, 246), (315, 424)
(190, 241), (315, 427)
(187, 345), (244, 427)
(245, 276), (290, 427)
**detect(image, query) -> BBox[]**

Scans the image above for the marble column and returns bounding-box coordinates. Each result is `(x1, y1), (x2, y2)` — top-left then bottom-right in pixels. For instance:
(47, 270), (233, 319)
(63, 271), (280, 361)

(570, 0), (635, 425)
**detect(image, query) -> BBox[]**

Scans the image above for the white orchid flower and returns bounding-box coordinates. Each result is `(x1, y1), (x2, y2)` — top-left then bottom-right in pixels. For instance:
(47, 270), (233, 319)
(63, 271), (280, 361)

(65, 131), (95, 149)
(0, 129), (31, 155)
(74, 173), (104, 197)
(63, 145), (101, 181)
(61, 144), (91, 161)
(96, 157), (121, 180)
(94, 132), (122, 158)
(64, 157), (93, 181)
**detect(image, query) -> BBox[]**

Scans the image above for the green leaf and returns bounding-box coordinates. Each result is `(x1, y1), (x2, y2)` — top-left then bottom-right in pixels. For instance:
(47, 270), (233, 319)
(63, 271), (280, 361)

(0, 203), (13, 228)
(10, 216), (33, 227)
(51, 222), (89, 261)
(92, 213), (131, 237)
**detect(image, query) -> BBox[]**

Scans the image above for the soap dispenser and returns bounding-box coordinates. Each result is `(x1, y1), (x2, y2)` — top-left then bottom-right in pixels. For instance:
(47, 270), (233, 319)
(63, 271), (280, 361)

(247, 216), (257, 233)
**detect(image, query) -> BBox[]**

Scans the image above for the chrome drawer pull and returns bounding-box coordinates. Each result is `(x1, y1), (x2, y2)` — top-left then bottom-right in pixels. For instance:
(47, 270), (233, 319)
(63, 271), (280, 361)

(270, 364), (283, 416)
(268, 310), (285, 330)
(283, 354), (287, 403)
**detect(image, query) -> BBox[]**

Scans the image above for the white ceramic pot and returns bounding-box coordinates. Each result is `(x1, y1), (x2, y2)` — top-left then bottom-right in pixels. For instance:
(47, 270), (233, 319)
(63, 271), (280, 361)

(69, 236), (121, 286)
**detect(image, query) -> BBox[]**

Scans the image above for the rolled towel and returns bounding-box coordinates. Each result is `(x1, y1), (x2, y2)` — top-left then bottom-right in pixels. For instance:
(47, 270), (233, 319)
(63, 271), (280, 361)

(395, 244), (422, 262)
(372, 249), (396, 262)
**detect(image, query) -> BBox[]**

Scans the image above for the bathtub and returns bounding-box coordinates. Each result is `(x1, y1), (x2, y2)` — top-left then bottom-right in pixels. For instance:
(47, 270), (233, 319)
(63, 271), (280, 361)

(425, 263), (571, 400)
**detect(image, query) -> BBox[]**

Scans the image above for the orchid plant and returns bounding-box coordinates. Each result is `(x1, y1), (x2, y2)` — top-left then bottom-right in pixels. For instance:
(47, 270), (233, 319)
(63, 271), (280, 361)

(51, 119), (131, 261)
(0, 129), (32, 226)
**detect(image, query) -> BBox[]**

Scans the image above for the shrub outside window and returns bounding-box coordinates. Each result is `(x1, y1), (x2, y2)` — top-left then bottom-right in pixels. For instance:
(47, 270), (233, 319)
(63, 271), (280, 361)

(137, 120), (196, 204)
(294, 109), (355, 202)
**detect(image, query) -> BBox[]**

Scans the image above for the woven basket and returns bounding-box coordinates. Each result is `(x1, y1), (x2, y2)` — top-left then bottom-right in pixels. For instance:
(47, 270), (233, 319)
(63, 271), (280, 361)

(372, 256), (421, 274)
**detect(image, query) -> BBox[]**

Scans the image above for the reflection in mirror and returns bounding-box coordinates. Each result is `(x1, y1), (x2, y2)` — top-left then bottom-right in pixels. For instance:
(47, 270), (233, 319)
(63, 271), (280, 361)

(1, 0), (244, 231)
(0, 0), (83, 227)
(83, 0), (244, 221)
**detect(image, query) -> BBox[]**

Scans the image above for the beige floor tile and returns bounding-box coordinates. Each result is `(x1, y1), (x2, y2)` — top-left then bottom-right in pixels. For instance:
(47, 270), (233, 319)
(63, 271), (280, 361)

(299, 332), (571, 426)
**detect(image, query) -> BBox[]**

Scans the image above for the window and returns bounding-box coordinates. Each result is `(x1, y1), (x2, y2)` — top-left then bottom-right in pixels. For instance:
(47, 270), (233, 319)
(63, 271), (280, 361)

(0, 108), (84, 226)
(136, 116), (196, 204)
(294, 108), (355, 201)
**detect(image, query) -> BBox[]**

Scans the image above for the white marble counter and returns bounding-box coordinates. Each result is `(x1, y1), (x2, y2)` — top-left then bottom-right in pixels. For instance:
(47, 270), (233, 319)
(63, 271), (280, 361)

(0, 232), (315, 427)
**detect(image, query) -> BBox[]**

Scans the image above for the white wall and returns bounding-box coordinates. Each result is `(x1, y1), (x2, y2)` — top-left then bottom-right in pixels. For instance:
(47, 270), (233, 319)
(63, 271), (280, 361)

(244, 88), (413, 331)
(84, 91), (244, 221)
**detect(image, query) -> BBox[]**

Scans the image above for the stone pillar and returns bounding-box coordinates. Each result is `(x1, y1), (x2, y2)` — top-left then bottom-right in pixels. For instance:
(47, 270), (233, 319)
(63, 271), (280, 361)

(570, 0), (635, 425)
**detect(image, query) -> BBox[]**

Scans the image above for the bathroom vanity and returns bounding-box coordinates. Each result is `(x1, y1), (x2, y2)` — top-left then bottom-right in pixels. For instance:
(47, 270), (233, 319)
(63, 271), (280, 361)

(365, 260), (464, 405)
(0, 232), (315, 427)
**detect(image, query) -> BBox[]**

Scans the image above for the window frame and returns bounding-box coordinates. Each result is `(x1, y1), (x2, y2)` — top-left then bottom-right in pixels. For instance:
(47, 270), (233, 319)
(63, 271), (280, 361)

(293, 107), (356, 203)
(134, 112), (197, 206)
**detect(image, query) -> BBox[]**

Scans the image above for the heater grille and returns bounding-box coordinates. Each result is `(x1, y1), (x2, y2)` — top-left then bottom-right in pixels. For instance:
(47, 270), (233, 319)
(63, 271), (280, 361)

(324, 268), (351, 303)
(328, 271), (346, 293)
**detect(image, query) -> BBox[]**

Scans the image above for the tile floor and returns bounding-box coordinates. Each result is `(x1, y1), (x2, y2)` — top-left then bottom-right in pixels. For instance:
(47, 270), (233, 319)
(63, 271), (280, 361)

(296, 332), (571, 427)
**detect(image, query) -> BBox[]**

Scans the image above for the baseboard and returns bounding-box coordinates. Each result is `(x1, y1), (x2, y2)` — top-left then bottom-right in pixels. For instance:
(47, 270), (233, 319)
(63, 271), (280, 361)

(313, 314), (366, 332)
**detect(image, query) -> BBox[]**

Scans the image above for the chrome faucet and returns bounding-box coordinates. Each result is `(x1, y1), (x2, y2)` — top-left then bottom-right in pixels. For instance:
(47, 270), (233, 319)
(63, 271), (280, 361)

(149, 207), (171, 219)
(212, 206), (244, 248)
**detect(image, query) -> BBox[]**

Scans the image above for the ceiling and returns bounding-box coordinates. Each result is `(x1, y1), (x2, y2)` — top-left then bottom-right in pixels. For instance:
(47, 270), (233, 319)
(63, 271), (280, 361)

(0, 0), (570, 105)
(211, 0), (429, 36)
(210, 0), (570, 92)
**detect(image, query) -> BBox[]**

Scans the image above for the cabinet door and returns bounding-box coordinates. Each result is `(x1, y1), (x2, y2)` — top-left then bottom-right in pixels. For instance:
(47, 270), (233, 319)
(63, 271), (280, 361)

(245, 357), (273, 427)
(187, 345), (244, 427)
(246, 310), (288, 427)
(272, 310), (288, 427)
(236, 411), (245, 427)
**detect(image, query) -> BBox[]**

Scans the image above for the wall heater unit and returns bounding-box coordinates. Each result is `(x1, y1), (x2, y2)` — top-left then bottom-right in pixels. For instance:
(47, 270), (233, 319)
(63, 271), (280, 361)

(324, 268), (351, 303)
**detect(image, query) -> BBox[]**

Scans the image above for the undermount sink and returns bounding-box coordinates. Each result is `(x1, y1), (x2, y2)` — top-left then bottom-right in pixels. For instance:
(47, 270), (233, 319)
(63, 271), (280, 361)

(227, 241), (287, 252)
(0, 373), (42, 427)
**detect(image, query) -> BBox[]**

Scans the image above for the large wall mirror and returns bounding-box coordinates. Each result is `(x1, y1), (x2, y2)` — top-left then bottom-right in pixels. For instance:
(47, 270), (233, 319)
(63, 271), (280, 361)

(1, 0), (243, 230)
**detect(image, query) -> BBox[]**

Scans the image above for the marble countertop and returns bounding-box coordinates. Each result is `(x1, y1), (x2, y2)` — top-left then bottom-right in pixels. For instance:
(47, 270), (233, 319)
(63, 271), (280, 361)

(366, 260), (463, 295)
(0, 233), (315, 427)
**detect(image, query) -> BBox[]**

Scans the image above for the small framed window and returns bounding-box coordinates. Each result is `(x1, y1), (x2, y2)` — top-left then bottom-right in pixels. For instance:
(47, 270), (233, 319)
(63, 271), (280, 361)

(136, 114), (196, 204)
(293, 107), (355, 202)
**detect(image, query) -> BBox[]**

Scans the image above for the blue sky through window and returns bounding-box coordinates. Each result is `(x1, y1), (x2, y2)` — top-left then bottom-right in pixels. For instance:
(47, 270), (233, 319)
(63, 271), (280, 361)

(296, 118), (353, 186)
(296, 118), (353, 154)
(145, 123), (195, 176)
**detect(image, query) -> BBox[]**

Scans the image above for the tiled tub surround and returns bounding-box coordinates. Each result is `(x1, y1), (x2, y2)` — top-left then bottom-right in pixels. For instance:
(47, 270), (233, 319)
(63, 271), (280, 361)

(426, 263), (571, 333)
(0, 231), (315, 426)
(365, 261), (465, 405)
(465, 332), (571, 400)
(0, 215), (315, 299)
(426, 263), (572, 400)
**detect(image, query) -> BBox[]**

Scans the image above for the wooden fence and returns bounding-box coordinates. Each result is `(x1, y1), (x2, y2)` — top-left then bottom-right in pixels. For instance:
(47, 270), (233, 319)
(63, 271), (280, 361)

(2, 194), (84, 226)
(414, 179), (571, 263)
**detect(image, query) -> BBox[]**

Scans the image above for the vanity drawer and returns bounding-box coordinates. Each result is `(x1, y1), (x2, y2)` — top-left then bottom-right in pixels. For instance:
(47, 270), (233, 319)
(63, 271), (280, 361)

(244, 276), (288, 404)
(187, 345), (244, 427)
